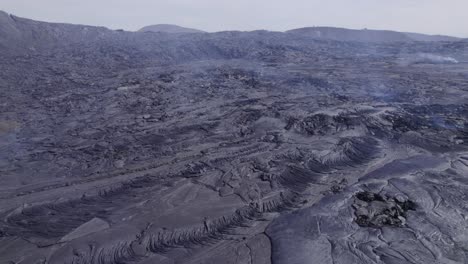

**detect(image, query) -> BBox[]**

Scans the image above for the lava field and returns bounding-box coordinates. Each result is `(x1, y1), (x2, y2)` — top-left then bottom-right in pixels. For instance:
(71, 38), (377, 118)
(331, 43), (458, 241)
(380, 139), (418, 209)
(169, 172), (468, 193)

(1, 11), (468, 264)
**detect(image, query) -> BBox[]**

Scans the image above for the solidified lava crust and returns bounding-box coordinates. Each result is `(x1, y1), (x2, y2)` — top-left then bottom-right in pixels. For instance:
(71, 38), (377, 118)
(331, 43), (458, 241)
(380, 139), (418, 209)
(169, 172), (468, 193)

(1, 11), (468, 264)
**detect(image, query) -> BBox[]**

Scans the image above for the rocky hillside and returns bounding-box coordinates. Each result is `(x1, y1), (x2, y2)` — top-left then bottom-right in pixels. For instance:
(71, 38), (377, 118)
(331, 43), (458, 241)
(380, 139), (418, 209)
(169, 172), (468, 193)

(0, 10), (113, 52)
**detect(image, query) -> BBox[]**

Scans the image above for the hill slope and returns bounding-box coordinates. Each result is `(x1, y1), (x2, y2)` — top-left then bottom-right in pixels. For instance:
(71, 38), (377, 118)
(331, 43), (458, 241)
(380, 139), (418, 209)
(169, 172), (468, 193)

(139, 24), (205, 34)
(404, 32), (459, 42)
(287, 26), (459, 42)
(0, 10), (112, 51)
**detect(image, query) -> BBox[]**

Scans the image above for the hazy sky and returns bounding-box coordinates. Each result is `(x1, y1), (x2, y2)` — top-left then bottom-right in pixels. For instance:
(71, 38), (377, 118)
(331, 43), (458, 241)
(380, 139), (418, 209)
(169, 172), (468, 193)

(1, 0), (467, 37)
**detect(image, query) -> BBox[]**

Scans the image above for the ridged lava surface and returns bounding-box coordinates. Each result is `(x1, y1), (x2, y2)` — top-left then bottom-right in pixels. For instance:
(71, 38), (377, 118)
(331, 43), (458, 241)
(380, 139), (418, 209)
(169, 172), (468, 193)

(1, 11), (468, 264)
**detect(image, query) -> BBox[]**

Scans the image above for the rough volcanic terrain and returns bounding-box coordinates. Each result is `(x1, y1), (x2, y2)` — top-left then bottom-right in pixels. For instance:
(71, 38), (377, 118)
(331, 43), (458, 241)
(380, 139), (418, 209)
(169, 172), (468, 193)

(1, 11), (468, 264)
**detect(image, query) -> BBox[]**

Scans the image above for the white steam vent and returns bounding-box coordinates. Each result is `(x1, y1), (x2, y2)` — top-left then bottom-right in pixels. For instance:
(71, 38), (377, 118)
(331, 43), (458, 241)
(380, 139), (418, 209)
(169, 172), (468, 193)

(416, 53), (459, 64)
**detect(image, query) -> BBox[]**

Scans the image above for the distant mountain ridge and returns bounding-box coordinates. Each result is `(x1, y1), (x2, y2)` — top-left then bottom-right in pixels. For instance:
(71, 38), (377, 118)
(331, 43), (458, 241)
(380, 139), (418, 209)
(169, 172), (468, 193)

(139, 24), (205, 34)
(286, 27), (460, 42)
(1, 9), (465, 56)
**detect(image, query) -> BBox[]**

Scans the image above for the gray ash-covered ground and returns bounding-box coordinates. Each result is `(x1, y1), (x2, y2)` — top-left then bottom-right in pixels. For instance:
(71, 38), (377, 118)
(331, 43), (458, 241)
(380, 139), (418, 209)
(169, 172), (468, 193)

(1, 11), (468, 264)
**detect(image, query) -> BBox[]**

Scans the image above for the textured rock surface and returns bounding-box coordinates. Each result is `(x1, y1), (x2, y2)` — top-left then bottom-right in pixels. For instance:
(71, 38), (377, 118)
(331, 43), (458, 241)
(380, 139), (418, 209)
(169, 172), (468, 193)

(0, 11), (468, 264)
(59, 218), (110, 243)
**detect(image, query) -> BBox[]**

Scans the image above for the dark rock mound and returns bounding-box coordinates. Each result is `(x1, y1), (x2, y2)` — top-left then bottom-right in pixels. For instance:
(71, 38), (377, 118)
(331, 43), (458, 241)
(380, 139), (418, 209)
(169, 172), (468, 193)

(289, 113), (360, 136)
(353, 191), (417, 227)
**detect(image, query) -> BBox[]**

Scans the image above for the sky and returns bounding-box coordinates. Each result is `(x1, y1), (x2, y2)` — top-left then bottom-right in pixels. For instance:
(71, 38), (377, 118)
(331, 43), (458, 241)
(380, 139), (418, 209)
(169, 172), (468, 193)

(1, 0), (467, 37)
